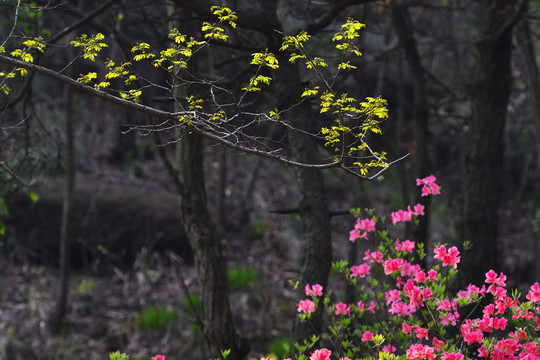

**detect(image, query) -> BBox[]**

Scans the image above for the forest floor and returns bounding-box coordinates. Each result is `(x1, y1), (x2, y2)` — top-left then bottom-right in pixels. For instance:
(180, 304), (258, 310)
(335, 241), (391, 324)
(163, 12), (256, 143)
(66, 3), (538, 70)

(1, 158), (538, 360)
(0, 160), (326, 360)
(0, 244), (302, 360)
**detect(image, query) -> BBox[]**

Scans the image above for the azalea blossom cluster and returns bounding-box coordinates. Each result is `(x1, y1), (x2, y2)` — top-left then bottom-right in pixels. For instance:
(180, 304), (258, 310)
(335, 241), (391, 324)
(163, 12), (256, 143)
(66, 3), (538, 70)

(262, 348), (350, 360)
(417, 174), (441, 197)
(265, 175), (540, 360)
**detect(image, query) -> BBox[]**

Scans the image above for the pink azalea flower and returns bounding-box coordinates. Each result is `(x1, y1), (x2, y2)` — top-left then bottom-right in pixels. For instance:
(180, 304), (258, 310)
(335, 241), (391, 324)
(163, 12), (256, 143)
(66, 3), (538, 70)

(413, 203), (425, 216)
(395, 239), (416, 253)
(422, 287), (432, 301)
(428, 269), (438, 281)
(350, 263), (371, 278)
(297, 299), (316, 313)
(339, 358), (352, 360)
(391, 209), (413, 225)
(349, 228), (361, 242)
(385, 289), (402, 305)
(460, 319), (473, 336)
(357, 300), (365, 311)
(311, 283), (323, 296)
(432, 337), (445, 351)
(335, 302), (351, 316)
(366, 300), (376, 313)
(310, 348), (332, 360)
(521, 354), (540, 360)
(383, 258), (404, 275)
(445, 246), (460, 267)
(464, 331), (483, 345)
(361, 330), (374, 342)
(495, 272), (507, 286)
(305, 283), (323, 297)
(399, 261), (417, 277)
(357, 217), (376, 232)
(494, 338), (519, 356)
(402, 322), (413, 334)
(363, 249), (384, 263)
(485, 269), (498, 284)
(153, 355), (165, 360)
(478, 317), (493, 332)
(478, 345), (489, 358)
(415, 325), (429, 340)
(406, 344), (436, 360)
(437, 299), (457, 311)
(493, 317), (507, 330)
(440, 311), (459, 326)
(466, 283), (486, 298)
(382, 345), (396, 354)
(433, 245), (460, 268)
(389, 301), (412, 316)
(527, 282), (540, 302)
(403, 279), (424, 308)
(417, 175), (441, 196)
(512, 308), (534, 320)
(510, 328), (527, 341)
(483, 304), (495, 316)
(493, 286), (507, 298)
(350, 217), (376, 242)
(441, 352), (464, 360)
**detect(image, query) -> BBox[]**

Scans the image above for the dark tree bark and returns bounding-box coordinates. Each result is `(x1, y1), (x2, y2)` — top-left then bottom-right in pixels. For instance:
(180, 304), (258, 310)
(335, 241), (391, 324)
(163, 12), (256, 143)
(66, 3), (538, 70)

(49, 77), (76, 333)
(515, 2), (540, 161)
(263, 7), (333, 350)
(390, 2), (431, 259)
(459, 0), (517, 287)
(288, 103), (333, 346)
(177, 132), (247, 359)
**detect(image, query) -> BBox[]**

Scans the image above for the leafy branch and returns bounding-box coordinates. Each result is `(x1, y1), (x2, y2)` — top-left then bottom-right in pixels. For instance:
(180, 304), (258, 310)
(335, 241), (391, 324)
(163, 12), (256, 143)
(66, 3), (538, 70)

(0, 5), (405, 179)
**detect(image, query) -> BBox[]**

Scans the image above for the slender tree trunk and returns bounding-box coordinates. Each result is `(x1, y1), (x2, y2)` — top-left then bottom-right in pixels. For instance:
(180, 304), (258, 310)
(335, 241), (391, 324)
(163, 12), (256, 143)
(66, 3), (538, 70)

(176, 132), (247, 359)
(50, 78), (76, 333)
(515, 4), (540, 161)
(514, 2), (540, 281)
(390, 3), (431, 259)
(459, 0), (516, 287)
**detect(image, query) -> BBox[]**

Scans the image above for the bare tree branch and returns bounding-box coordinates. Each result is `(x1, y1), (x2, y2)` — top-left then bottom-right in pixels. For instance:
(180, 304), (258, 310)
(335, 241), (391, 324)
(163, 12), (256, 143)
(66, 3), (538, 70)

(0, 160), (27, 187)
(0, 54), (351, 171)
(0, 0), (21, 49)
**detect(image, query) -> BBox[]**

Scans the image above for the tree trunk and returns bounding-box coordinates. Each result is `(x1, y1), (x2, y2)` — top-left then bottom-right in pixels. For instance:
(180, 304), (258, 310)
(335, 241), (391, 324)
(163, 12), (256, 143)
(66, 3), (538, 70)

(177, 132), (247, 359)
(459, 0), (516, 287)
(266, 18), (333, 350)
(163, 5), (248, 359)
(288, 104), (333, 346)
(390, 3), (431, 259)
(49, 77), (76, 333)
(515, 3), (540, 161)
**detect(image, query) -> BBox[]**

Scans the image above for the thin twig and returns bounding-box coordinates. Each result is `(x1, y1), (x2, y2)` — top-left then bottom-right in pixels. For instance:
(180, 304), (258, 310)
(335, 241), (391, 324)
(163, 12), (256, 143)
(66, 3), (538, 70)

(0, 0), (21, 49)
(0, 161), (26, 187)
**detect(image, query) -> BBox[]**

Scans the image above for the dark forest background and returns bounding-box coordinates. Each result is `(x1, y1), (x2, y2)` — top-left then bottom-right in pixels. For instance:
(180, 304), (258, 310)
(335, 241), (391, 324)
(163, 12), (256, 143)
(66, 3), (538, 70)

(1, 0), (540, 359)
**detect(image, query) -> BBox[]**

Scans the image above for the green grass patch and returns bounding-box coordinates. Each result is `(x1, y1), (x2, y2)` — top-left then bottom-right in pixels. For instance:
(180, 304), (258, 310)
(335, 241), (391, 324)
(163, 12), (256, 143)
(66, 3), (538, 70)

(136, 305), (176, 331)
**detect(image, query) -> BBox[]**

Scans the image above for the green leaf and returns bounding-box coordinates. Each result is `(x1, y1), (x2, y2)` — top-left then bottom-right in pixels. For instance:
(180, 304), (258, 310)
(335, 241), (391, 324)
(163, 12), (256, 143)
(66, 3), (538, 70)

(28, 192), (39, 203)
(109, 351), (129, 360)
